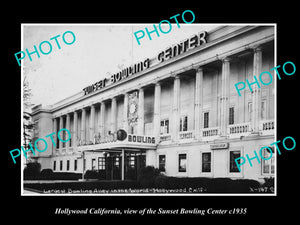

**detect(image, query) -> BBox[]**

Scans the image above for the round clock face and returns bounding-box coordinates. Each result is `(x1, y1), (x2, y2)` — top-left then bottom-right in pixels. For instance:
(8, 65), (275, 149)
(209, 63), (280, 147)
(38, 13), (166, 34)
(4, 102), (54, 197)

(129, 103), (136, 114)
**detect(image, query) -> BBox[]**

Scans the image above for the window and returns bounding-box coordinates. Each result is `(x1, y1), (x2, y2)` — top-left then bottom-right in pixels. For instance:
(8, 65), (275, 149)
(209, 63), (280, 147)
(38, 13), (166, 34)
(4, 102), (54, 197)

(113, 157), (120, 168)
(248, 102), (253, 122)
(180, 116), (188, 131)
(204, 112), (209, 128)
(98, 157), (106, 170)
(66, 160), (70, 171)
(229, 107), (234, 125)
(53, 161), (56, 171)
(127, 156), (135, 169)
(60, 160), (63, 171)
(178, 154), (187, 172)
(160, 119), (169, 134)
(229, 151), (241, 173)
(92, 158), (96, 171)
(202, 152), (211, 172)
(74, 159), (77, 171)
(261, 100), (267, 120)
(159, 155), (166, 172)
(262, 147), (275, 175)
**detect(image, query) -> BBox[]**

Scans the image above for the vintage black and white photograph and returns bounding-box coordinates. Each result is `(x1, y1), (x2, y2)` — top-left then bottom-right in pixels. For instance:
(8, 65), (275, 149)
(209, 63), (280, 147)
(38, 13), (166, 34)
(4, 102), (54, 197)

(21, 24), (276, 195)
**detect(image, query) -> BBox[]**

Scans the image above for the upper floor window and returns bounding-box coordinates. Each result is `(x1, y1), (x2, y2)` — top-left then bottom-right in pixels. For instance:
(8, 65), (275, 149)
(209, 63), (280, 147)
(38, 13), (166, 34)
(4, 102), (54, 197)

(180, 115), (188, 131)
(229, 107), (234, 125)
(203, 112), (209, 128)
(160, 119), (169, 134)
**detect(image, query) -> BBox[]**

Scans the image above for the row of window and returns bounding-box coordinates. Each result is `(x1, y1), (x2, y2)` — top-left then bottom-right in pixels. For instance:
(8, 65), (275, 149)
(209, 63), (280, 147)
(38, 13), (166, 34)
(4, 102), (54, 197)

(53, 148), (274, 175)
(53, 159), (78, 171)
(158, 148), (274, 175)
(160, 101), (267, 134)
(53, 156), (136, 172)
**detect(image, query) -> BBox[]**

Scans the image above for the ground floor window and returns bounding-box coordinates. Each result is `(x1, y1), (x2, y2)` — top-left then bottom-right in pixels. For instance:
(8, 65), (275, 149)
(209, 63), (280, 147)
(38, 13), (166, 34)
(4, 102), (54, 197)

(229, 150), (241, 173)
(66, 160), (70, 171)
(53, 161), (56, 171)
(92, 158), (96, 171)
(74, 159), (77, 171)
(98, 157), (106, 170)
(113, 157), (120, 168)
(60, 160), (63, 171)
(159, 155), (166, 172)
(178, 154), (187, 172)
(127, 156), (135, 169)
(202, 152), (211, 172)
(262, 147), (275, 175)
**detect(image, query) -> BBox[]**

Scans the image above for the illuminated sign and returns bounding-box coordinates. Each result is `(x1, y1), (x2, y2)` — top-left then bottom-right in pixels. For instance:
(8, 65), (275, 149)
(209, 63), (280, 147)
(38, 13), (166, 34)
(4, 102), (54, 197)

(128, 134), (155, 144)
(83, 78), (106, 95)
(82, 30), (208, 96)
(110, 58), (150, 83)
(157, 31), (207, 63)
(83, 59), (150, 96)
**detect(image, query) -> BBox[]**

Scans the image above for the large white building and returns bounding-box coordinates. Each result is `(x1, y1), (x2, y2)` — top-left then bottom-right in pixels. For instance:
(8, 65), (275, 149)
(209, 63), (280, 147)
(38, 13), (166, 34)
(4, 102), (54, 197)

(31, 25), (275, 183)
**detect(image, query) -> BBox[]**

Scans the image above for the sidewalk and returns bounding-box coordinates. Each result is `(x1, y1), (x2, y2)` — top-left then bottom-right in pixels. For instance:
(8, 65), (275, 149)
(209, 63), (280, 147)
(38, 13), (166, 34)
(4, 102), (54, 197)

(23, 189), (41, 194)
(23, 180), (81, 184)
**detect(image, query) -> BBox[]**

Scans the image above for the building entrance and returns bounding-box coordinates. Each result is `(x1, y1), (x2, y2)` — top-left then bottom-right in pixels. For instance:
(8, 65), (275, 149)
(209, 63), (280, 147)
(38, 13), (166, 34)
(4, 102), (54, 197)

(103, 151), (146, 180)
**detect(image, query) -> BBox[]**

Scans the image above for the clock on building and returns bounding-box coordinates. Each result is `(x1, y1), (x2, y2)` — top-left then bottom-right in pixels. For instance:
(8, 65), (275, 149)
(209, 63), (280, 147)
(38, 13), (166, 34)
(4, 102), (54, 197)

(128, 91), (138, 126)
(129, 102), (137, 114)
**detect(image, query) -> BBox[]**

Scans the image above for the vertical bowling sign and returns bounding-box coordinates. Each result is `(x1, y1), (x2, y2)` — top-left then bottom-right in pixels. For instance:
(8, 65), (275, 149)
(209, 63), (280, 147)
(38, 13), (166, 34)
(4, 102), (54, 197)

(128, 91), (138, 127)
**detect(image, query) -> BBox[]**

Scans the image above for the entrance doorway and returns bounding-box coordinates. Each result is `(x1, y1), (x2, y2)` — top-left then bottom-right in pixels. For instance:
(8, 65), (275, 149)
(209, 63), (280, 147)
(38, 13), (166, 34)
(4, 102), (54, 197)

(101, 151), (146, 180)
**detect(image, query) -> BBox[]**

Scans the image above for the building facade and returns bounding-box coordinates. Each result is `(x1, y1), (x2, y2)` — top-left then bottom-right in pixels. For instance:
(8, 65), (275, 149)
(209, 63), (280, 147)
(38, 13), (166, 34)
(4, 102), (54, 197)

(31, 25), (275, 183)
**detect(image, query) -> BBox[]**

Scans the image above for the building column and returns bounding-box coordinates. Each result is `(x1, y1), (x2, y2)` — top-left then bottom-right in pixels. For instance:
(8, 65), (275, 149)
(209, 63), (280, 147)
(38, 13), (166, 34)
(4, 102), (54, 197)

(153, 82), (161, 140)
(123, 93), (129, 132)
(121, 149), (125, 181)
(111, 97), (117, 133)
(137, 88), (144, 135)
(81, 108), (86, 144)
(59, 116), (63, 149)
(52, 118), (57, 153)
(252, 47), (262, 133)
(90, 104), (95, 143)
(100, 102), (106, 139)
(66, 114), (70, 151)
(194, 67), (203, 140)
(73, 111), (78, 147)
(172, 75), (180, 142)
(220, 58), (230, 136)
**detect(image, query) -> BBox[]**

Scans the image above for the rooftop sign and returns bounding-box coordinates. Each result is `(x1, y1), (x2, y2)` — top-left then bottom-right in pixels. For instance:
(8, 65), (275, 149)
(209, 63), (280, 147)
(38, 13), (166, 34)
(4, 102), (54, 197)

(82, 30), (208, 96)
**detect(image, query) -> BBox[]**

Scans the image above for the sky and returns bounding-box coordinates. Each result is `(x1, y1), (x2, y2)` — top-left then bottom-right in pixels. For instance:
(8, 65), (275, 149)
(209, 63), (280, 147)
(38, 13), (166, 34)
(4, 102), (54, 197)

(23, 24), (219, 108)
